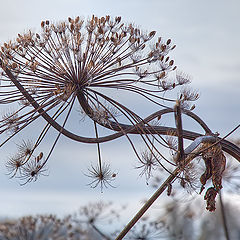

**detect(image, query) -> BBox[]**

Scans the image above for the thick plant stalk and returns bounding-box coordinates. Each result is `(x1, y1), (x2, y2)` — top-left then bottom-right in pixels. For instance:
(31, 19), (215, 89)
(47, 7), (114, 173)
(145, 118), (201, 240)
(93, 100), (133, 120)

(174, 100), (185, 161)
(115, 136), (214, 240)
(115, 167), (180, 240)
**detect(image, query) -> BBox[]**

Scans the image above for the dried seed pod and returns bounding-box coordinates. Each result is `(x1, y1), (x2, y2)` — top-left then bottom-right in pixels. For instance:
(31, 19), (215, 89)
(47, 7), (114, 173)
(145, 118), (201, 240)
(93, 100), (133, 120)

(87, 60), (94, 69)
(149, 31), (156, 38)
(75, 16), (80, 23)
(11, 62), (18, 69)
(39, 152), (43, 160)
(159, 72), (165, 79)
(169, 60), (174, 66)
(204, 187), (218, 211)
(36, 152), (43, 162)
(115, 16), (121, 23)
(157, 115), (161, 120)
(98, 27), (103, 34)
(190, 104), (195, 111)
(100, 17), (105, 23)
(161, 44), (166, 51)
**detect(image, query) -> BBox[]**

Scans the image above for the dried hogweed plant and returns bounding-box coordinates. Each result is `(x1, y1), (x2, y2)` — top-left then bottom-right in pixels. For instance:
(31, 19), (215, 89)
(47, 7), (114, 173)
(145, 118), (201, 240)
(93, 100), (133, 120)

(0, 15), (240, 239)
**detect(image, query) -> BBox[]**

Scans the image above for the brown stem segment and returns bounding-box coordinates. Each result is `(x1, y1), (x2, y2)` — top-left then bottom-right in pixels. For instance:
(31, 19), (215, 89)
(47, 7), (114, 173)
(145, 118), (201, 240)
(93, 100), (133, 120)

(1, 61), (240, 162)
(115, 142), (206, 240)
(115, 167), (180, 240)
(174, 101), (185, 161)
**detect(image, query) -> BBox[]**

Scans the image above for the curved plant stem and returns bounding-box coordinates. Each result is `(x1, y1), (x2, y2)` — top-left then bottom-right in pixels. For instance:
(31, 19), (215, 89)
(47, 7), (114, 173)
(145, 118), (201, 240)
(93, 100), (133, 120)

(2, 63), (240, 162)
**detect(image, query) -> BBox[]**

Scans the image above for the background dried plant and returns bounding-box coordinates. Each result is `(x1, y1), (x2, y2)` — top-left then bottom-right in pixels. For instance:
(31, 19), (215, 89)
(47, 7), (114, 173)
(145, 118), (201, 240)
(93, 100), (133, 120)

(1, 199), (240, 240)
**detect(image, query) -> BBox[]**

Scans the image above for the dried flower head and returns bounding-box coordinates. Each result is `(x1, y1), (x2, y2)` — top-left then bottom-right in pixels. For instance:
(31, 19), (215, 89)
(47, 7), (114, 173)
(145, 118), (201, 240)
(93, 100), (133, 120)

(17, 155), (48, 185)
(90, 103), (120, 127)
(1, 109), (20, 134)
(0, 15), (178, 119)
(165, 131), (178, 155)
(176, 71), (191, 85)
(85, 162), (116, 192)
(136, 149), (160, 182)
(78, 201), (120, 226)
(178, 87), (199, 110)
(178, 161), (200, 192)
(0, 15), (197, 186)
(204, 187), (218, 212)
(5, 154), (24, 178)
(0, 214), (86, 239)
(16, 139), (34, 158)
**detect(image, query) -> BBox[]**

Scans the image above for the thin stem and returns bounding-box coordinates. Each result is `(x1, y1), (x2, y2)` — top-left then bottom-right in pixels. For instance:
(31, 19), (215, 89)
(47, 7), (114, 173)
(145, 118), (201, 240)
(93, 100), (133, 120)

(40, 96), (76, 169)
(90, 223), (112, 240)
(94, 121), (102, 172)
(115, 142), (206, 240)
(2, 63), (240, 163)
(115, 167), (180, 240)
(219, 191), (230, 240)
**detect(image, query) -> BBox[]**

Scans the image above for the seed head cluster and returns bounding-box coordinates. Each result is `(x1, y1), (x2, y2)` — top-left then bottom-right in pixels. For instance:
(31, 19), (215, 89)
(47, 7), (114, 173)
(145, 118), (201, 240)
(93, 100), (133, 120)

(0, 15), (185, 186)
(0, 15), (201, 191)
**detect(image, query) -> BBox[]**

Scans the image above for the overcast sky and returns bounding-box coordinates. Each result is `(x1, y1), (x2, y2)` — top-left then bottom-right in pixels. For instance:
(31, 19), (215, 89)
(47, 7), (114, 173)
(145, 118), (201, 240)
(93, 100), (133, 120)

(0, 0), (239, 219)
